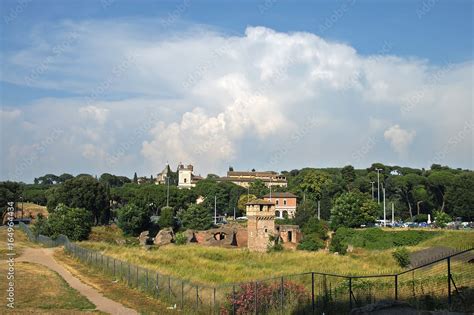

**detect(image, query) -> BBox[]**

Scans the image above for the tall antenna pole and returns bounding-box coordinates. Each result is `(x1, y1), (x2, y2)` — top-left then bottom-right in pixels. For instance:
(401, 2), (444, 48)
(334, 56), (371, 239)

(317, 200), (320, 220)
(214, 195), (217, 225)
(370, 181), (375, 200)
(383, 187), (386, 227)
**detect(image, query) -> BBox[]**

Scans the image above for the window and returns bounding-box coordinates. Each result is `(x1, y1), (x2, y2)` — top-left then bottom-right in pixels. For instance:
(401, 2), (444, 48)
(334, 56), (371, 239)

(283, 199), (287, 205)
(184, 178), (187, 183)
(275, 200), (279, 205)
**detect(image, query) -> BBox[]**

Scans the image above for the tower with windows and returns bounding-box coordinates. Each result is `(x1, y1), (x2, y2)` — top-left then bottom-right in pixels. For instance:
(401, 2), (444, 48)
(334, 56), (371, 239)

(246, 200), (276, 252)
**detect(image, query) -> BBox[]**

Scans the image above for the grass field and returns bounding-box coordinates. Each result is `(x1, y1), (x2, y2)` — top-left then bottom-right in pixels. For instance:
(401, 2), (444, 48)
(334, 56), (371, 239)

(0, 261), (98, 314)
(77, 228), (474, 286)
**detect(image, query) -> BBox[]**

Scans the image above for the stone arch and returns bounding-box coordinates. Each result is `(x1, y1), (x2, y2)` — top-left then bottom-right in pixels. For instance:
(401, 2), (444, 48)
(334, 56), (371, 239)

(275, 210), (280, 218)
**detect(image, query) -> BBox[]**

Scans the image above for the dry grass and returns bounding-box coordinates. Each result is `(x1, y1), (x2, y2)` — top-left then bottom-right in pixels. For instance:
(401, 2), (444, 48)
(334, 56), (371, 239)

(77, 229), (474, 287)
(0, 226), (40, 257)
(54, 250), (175, 315)
(0, 261), (98, 314)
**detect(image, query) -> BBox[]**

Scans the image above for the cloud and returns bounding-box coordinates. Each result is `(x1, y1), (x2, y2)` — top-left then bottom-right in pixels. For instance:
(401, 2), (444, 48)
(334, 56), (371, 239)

(1, 20), (473, 181)
(0, 109), (21, 121)
(384, 125), (416, 155)
(79, 105), (109, 125)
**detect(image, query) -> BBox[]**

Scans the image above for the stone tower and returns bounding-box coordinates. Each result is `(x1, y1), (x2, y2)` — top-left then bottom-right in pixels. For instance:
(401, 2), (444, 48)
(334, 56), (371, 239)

(178, 163), (193, 189)
(246, 200), (276, 252)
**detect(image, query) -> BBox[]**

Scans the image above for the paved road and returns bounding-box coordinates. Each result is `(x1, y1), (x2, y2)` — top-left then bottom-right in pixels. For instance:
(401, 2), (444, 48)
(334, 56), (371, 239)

(18, 247), (138, 315)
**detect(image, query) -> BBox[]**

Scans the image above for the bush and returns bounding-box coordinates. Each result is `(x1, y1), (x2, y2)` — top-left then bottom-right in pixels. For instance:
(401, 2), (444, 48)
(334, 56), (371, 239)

(330, 228), (350, 254)
(267, 235), (283, 252)
(47, 204), (93, 241)
(32, 213), (50, 237)
(392, 247), (411, 268)
(174, 232), (187, 245)
(117, 203), (150, 236)
(434, 210), (452, 228)
(412, 214), (428, 223)
(297, 237), (325, 251)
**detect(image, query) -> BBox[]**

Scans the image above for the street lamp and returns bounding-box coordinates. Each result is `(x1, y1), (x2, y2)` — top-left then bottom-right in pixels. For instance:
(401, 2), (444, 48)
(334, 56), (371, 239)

(375, 168), (383, 204)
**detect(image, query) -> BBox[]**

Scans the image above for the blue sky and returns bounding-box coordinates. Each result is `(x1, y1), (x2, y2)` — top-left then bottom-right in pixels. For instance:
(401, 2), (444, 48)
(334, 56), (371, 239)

(1, 0), (473, 182)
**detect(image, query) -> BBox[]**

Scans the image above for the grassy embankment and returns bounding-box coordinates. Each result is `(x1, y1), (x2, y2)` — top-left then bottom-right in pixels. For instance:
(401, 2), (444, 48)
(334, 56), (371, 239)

(77, 226), (474, 286)
(0, 227), (98, 314)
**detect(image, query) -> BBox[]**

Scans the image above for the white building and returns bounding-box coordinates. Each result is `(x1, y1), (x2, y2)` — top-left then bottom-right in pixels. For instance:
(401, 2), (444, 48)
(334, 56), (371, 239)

(177, 163), (203, 189)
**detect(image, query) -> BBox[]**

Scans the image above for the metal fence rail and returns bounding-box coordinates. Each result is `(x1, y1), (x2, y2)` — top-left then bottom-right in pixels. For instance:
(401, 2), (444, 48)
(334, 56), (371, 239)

(18, 222), (473, 314)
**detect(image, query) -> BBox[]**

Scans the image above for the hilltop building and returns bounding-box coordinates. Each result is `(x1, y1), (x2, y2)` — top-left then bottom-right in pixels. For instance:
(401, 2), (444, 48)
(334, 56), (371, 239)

(155, 164), (172, 185)
(263, 192), (297, 219)
(177, 163), (203, 189)
(217, 169), (287, 188)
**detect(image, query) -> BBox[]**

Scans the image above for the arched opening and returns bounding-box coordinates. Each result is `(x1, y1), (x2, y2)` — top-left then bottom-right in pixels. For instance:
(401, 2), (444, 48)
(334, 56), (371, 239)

(283, 210), (288, 218)
(231, 232), (238, 246)
(287, 231), (293, 242)
(213, 232), (227, 241)
(275, 210), (280, 218)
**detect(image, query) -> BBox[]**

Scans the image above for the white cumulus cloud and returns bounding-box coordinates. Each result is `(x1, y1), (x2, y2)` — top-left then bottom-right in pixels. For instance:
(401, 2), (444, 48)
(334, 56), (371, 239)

(384, 125), (416, 155)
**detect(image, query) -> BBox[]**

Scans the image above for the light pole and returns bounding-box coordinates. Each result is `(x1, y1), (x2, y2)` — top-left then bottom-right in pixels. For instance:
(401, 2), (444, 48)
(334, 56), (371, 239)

(166, 177), (170, 207)
(383, 187), (386, 227)
(370, 181), (375, 200)
(214, 195), (217, 225)
(375, 168), (383, 204)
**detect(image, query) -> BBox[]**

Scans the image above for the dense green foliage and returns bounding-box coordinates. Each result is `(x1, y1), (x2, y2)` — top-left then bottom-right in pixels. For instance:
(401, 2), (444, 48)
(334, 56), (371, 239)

(177, 204), (213, 230)
(117, 203), (150, 236)
(392, 247), (411, 268)
(434, 211), (452, 228)
(41, 204), (93, 241)
(158, 206), (175, 229)
(330, 228), (440, 251)
(174, 232), (187, 245)
(330, 192), (378, 229)
(46, 176), (110, 225)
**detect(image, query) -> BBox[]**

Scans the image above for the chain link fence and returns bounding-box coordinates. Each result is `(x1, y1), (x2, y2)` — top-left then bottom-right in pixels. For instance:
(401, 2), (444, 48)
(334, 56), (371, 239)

(19, 222), (473, 314)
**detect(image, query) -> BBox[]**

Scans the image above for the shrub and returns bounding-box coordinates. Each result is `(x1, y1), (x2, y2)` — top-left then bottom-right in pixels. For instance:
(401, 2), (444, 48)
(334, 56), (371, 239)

(47, 204), (93, 241)
(221, 281), (308, 314)
(117, 203), (150, 236)
(297, 237), (325, 251)
(392, 247), (411, 268)
(413, 214), (428, 223)
(434, 210), (452, 228)
(174, 232), (187, 245)
(32, 213), (50, 237)
(329, 228), (350, 254)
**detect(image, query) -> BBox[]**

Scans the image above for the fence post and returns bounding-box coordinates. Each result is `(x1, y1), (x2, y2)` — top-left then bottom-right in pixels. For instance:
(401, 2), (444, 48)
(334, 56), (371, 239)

(312, 272), (315, 313)
(146, 269), (149, 291)
(280, 276), (284, 313)
(447, 256), (452, 304)
(113, 259), (116, 277)
(349, 277), (353, 310)
(128, 264), (131, 286)
(394, 275), (398, 300)
(136, 266), (139, 288)
(232, 285), (236, 315)
(181, 281), (184, 310)
(156, 273), (159, 297)
(196, 285), (199, 310)
(168, 276), (171, 301)
(213, 287), (216, 315)
(254, 281), (258, 315)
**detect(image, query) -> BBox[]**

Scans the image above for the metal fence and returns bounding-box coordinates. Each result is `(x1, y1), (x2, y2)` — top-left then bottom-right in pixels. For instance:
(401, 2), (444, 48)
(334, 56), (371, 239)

(19, 223), (473, 314)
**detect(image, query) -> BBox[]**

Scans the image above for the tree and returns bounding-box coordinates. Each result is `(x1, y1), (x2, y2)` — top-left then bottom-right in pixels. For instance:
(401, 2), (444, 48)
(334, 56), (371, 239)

(330, 191), (378, 229)
(117, 203), (150, 236)
(158, 206), (175, 228)
(47, 204), (93, 241)
(58, 173), (74, 183)
(249, 180), (268, 198)
(177, 204), (213, 230)
(99, 173), (131, 187)
(237, 194), (257, 214)
(341, 165), (356, 190)
(297, 170), (331, 201)
(46, 176), (110, 225)
(445, 172), (474, 220)
(133, 172), (138, 184)
(428, 171), (455, 211)
(390, 173), (425, 219)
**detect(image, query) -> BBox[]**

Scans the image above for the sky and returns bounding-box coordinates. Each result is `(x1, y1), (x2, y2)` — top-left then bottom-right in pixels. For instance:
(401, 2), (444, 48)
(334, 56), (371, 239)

(0, 0), (473, 182)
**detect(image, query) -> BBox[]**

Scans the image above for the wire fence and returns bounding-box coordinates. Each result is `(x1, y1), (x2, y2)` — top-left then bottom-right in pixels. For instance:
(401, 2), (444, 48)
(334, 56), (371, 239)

(19, 222), (473, 314)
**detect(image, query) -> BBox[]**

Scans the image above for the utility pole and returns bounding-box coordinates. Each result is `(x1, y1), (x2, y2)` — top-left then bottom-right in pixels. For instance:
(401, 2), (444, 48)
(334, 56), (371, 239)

(233, 207), (236, 220)
(383, 187), (386, 227)
(214, 195), (217, 225)
(375, 168), (383, 204)
(166, 177), (170, 207)
(370, 181), (375, 200)
(391, 202), (394, 225)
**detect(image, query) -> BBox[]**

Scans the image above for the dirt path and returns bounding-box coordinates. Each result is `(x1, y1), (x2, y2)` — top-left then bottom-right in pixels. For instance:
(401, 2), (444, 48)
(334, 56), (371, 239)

(18, 247), (139, 315)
